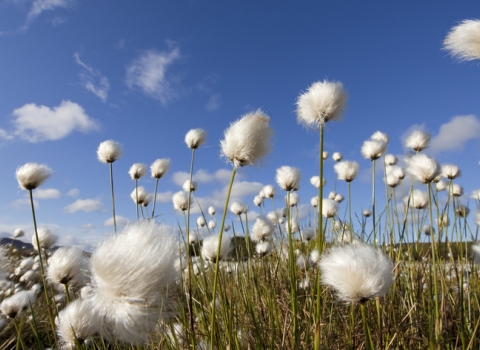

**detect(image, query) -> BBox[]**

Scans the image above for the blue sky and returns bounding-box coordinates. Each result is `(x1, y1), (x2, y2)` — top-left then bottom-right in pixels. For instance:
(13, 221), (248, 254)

(0, 1), (479, 250)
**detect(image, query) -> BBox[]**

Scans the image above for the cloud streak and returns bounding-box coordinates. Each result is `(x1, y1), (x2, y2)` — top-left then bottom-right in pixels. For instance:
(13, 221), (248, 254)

(64, 199), (105, 213)
(429, 115), (480, 154)
(74, 53), (110, 102)
(125, 46), (181, 105)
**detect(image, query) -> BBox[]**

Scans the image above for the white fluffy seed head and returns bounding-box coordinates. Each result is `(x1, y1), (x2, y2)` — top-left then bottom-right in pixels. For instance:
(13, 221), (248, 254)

(185, 128), (207, 149)
(436, 180), (448, 192)
(310, 175), (326, 188)
(442, 164), (461, 179)
(384, 154), (397, 165)
(296, 80), (348, 128)
(255, 241), (272, 257)
(89, 221), (179, 344)
(56, 298), (100, 348)
(128, 163), (147, 180)
(253, 195), (263, 206)
(322, 151), (329, 160)
(201, 233), (231, 262)
(386, 165), (405, 180)
(456, 205), (470, 218)
(371, 131), (389, 145)
(13, 228), (24, 238)
(197, 216), (206, 227)
(172, 191), (189, 212)
(182, 180), (197, 193)
(208, 220), (216, 230)
(363, 209), (372, 217)
(97, 140), (122, 163)
(334, 193), (344, 203)
(47, 247), (88, 290)
(322, 199), (338, 218)
(220, 110), (273, 167)
(405, 154), (441, 183)
(301, 227), (315, 241)
(319, 244), (394, 303)
(208, 206), (216, 215)
(472, 244), (480, 263)
(262, 184), (276, 198)
(130, 186), (149, 205)
(230, 201), (247, 215)
(452, 183), (464, 197)
(471, 189), (480, 201)
(0, 290), (36, 318)
(385, 174), (400, 188)
(332, 152), (343, 162)
(251, 215), (275, 242)
(150, 158), (170, 179)
(444, 19), (480, 61)
(404, 130), (431, 152)
(310, 196), (319, 208)
(361, 139), (386, 160)
(334, 161), (359, 182)
(276, 166), (301, 191)
(286, 192), (299, 207)
(16, 163), (52, 190)
(404, 189), (428, 210)
(32, 226), (57, 250)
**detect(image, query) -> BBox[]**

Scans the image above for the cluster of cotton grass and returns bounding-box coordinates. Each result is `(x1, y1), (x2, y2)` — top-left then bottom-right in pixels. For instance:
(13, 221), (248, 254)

(2, 18), (480, 349)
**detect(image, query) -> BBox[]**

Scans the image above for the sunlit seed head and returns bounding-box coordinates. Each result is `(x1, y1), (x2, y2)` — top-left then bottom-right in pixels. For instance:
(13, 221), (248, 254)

(405, 153), (441, 183)
(455, 205), (470, 218)
(262, 184), (276, 198)
(0, 290), (36, 319)
(361, 139), (386, 160)
(310, 196), (319, 208)
(422, 225), (435, 236)
(322, 151), (329, 160)
(130, 186), (149, 205)
(13, 228), (24, 238)
(230, 201), (247, 215)
(363, 209), (372, 218)
(452, 183), (464, 197)
(32, 226), (57, 251)
(332, 152), (343, 162)
(208, 206), (216, 215)
(16, 163), (52, 190)
(128, 163), (147, 180)
(444, 19), (480, 62)
(185, 128), (207, 149)
(471, 189), (480, 201)
(385, 174), (400, 188)
(334, 193), (344, 203)
(208, 220), (216, 230)
(322, 199), (338, 218)
(309, 175), (326, 189)
(196, 216), (206, 227)
(386, 165), (405, 180)
(220, 109), (273, 167)
(97, 140), (123, 163)
(404, 130), (431, 152)
(251, 215), (275, 242)
(404, 189), (428, 210)
(328, 191), (336, 200)
(319, 244), (394, 303)
(47, 247), (88, 290)
(253, 195), (263, 207)
(182, 180), (197, 193)
(276, 166), (301, 191)
(255, 241), (272, 257)
(301, 227), (315, 242)
(334, 160), (359, 182)
(286, 192), (299, 207)
(201, 233), (231, 262)
(150, 158), (170, 179)
(441, 164), (461, 180)
(296, 80), (348, 128)
(172, 191), (189, 212)
(384, 154), (397, 165)
(436, 180), (448, 192)
(370, 131), (389, 145)
(267, 211), (277, 224)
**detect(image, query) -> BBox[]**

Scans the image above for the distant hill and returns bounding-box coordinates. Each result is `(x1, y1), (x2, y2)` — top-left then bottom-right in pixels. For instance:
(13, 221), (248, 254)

(0, 237), (34, 252)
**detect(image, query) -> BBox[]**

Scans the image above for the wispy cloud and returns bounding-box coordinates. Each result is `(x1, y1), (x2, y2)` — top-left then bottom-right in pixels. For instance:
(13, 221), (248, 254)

(206, 93), (221, 112)
(64, 198), (105, 213)
(74, 53), (110, 102)
(11, 198), (39, 210)
(66, 188), (79, 197)
(23, 0), (74, 29)
(429, 115), (480, 154)
(34, 188), (61, 199)
(125, 45), (181, 105)
(10, 100), (99, 142)
(172, 169), (236, 187)
(154, 191), (174, 203)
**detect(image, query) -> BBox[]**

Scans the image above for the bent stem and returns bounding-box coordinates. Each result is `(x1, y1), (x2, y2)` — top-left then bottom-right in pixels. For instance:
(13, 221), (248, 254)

(209, 165), (237, 350)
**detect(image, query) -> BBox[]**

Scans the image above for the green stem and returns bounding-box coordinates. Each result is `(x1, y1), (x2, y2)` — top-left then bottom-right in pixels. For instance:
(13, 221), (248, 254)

(360, 302), (374, 350)
(209, 165), (237, 350)
(151, 177), (159, 219)
(109, 162), (117, 233)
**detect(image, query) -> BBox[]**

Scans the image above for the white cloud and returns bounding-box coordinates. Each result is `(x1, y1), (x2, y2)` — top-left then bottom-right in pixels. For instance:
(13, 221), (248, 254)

(206, 93), (221, 112)
(64, 199), (105, 213)
(11, 100), (99, 142)
(50, 16), (66, 26)
(26, 0), (73, 23)
(155, 191), (174, 203)
(33, 188), (61, 199)
(74, 53), (110, 102)
(429, 115), (480, 154)
(66, 188), (79, 197)
(0, 128), (14, 140)
(11, 198), (39, 209)
(104, 215), (129, 227)
(80, 223), (94, 229)
(172, 168), (235, 187)
(125, 46), (181, 104)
